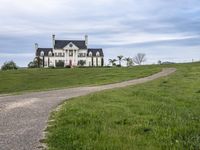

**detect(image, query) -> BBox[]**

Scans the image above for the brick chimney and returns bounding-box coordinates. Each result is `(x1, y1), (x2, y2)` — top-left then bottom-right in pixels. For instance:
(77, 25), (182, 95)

(35, 43), (38, 56)
(35, 43), (38, 50)
(85, 35), (88, 47)
(52, 34), (55, 49)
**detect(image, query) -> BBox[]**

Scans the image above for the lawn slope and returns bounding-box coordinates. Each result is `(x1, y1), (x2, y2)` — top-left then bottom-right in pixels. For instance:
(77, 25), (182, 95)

(0, 66), (160, 94)
(46, 63), (200, 150)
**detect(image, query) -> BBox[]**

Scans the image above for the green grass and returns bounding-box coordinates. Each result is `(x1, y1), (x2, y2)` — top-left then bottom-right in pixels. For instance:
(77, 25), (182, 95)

(0, 66), (161, 94)
(46, 63), (200, 150)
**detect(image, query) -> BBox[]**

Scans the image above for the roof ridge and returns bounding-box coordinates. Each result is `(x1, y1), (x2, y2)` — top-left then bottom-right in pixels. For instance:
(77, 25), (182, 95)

(38, 48), (53, 49)
(55, 40), (85, 42)
(55, 40), (87, 49)
(88, 48), (102, 49)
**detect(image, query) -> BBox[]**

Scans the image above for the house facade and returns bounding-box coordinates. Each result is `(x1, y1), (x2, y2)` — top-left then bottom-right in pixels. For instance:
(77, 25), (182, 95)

(35, 35), (104, 67)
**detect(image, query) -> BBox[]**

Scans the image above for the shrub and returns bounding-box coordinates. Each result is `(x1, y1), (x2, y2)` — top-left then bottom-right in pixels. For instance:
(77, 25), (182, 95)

(49, 66), (55, 69)
(28, 57), (43, 68)
(65, 65), (71, 68)
(78, 60), (86, 66)
(28, 61), (37, 68)
(56, 61), (64, 68)
(1, 61), (18, 71)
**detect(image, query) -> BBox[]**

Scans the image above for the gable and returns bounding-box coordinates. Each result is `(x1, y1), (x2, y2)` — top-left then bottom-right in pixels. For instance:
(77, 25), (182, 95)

(63, 42), (79, 50)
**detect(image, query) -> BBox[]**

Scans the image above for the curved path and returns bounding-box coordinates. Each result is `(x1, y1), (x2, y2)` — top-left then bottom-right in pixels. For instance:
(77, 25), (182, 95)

(0, 68), (176, 150)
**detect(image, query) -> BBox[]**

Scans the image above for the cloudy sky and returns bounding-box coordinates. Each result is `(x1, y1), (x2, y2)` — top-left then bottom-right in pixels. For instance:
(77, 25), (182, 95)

(0, 0), (200, 66)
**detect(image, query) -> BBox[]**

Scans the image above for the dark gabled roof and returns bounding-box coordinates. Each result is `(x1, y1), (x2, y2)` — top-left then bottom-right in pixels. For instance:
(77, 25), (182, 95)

(36, 48), (53, 56)
(54, 40), (87, 49)
(87, 48), (104, 57)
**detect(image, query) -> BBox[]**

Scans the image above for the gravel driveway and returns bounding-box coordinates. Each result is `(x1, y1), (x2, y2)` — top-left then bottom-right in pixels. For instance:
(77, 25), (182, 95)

(0, 68), (176, 150)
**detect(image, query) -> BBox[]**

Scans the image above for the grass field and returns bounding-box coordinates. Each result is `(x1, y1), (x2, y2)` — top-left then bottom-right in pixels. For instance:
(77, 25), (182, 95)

(0, 66), (161, 94)
(46, 63), (200, 150)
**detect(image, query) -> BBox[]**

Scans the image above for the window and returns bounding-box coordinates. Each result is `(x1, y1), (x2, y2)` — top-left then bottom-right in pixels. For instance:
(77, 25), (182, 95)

(40, 51), (44, 56)
(48, 51), (52, 56)
(89, 52), (92, 57)
(78, 53), (86, 57)
(96, 51), (100, 57)
(55, 52), (64, 57)
(69, 50), (73, 56)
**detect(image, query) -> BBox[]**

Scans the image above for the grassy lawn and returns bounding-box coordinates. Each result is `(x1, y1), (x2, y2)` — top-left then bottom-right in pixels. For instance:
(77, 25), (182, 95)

(0, 66), (161, 94)
(46, 63), (200, 150)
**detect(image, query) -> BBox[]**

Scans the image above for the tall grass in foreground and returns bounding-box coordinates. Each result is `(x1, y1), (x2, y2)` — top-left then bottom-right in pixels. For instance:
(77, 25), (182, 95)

(46, 63), (200, 150)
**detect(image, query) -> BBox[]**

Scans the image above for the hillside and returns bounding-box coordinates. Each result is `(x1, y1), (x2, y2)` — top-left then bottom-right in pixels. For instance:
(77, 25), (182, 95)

(0, 66), (161, 94)
(46, 63), (200, 150)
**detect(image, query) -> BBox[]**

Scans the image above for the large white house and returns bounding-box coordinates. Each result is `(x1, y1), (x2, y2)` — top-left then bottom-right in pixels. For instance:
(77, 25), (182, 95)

(35, 35), (104, 67)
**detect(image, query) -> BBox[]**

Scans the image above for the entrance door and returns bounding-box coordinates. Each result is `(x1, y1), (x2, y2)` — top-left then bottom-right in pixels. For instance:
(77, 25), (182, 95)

(69, 60), (72, 66)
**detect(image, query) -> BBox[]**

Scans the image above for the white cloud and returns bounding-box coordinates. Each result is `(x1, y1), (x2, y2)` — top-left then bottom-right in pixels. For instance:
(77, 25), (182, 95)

(89, 33), (199, 46)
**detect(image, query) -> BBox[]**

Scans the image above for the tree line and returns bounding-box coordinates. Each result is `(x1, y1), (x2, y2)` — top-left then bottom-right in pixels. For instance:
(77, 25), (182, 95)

(109, 53), (146, 67)
(0, 53), (147, 71)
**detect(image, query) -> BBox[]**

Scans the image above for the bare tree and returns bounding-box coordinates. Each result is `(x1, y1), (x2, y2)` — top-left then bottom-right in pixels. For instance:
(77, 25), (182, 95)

(117, 55), (123, 66)
(133, 53), (146, 65)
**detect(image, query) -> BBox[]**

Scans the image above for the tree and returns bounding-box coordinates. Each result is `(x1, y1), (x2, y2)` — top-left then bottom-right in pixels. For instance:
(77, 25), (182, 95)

(123, 57), (134, 67)
(117, 55), (123, 66)
(34, 57), (43, 68)
(28, 57), (42, 68)
(133, 53), (146, 65)
(1, 61), (18, 71)
(108, 59), (117, 66)
(158, 60), (162, 65)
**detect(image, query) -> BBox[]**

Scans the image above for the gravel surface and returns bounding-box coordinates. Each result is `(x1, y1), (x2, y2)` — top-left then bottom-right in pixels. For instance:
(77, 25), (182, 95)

(0, 68), (176, 150)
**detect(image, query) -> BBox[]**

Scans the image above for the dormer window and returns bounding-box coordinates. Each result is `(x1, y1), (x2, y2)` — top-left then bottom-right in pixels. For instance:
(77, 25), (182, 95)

(69, 50), (73, 56)
(96, 51), (100, 57)
(89, 52), (92, 57)
(48, 51), (52, 56)
(40, 51), (44, 56)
